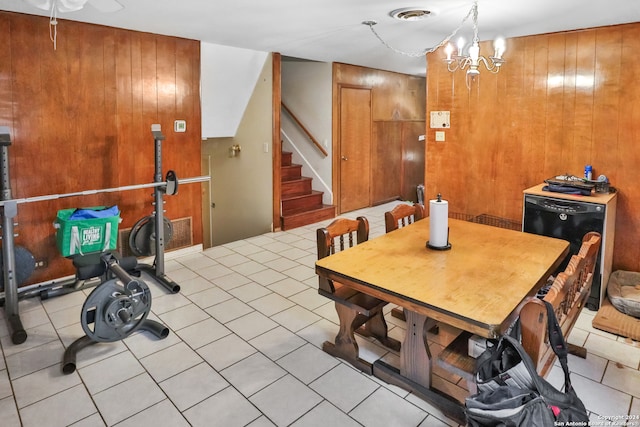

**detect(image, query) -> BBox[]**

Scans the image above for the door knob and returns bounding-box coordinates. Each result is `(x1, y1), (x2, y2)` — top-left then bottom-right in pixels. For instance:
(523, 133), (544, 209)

(341, 156), (348, 161)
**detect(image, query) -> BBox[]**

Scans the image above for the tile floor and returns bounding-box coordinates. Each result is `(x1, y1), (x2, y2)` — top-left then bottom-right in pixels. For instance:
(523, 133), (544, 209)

(0, 201), (639, 426)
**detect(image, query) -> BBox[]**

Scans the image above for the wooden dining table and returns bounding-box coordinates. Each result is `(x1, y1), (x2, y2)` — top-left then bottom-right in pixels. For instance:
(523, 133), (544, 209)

(315, 217), (569, 422)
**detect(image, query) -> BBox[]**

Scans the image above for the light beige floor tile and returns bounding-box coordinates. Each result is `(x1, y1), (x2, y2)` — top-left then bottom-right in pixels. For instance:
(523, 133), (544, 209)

(291, 400), (362, 427)
(246, 416), (277, 427)
(13, 364), (81, 408)
(0, 396), (21, 427)
(150, 292), (192, 315)
(232, 243), (265, 256)
(231, 260), (268, 276)
(278, 343), (339, 384)
(226, 311), (278, 341)
(42, 291), (87, 315)
(585, 333), (640, 369)
(6, 340), (65, 380)
(187, 286), (233, 309)
(197, 264), (235, 280)
(160, 362), (228, 411)
(249, 326), (306, 361)
(175, 317), (231, 349)
(602, 361), (640, 398)
(183, 386), (261, 427)
(124, 327), (181, 359)
(178, 276), (216, 296)
(115, 399), (190, 427)
(217, 253), (252, 267)
(247, 250), (281, 264)
(405, 393), (459, 427)
(211, 272), (252, 291)
(267, 277), (309, 298)
(296, 318), (338, 349)
(0, 369), (11, 399)
(288, 288), (328, 310)
(247, 268), (287, 286)
(49, 305), (83, 330)
(309, 363), (379, 413)
(67, 339), (128, 371)
(205, 298), (255, 323)
(349, 387), (427, 427)
(282, 264), (315, 281)
(197, 334), (256, 370)
(264, 257), (299, 272)
(565, 352), (607, 382)
(278, 247), (310, 261)
(570, 372), (632, 417)
(78, 351), (145, 394)
(177, 254), (219, 271)
(228, 282), (272, 303)
(0, 321), (58, 358)
(203, 245), (236, 259)
(271, 305), (321, 333)
(158, 303), (209, 331)
(249, 375), (323, 427)
(221, 352), (287, 397)
(20, 384), (96, 427)
(69, 413), (105, 426)
(248, 292), (295, 316)
(140, 342), (203, 382)
(92, 373), (165, 426)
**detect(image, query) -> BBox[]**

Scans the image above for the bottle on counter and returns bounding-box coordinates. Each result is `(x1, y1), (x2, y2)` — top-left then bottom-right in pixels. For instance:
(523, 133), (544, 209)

(584, 164), (592, 181)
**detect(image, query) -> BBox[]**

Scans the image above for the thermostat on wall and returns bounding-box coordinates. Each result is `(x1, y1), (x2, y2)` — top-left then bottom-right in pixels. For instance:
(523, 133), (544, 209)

(174, 120), (187, 133)
(430, 111), (450, 128)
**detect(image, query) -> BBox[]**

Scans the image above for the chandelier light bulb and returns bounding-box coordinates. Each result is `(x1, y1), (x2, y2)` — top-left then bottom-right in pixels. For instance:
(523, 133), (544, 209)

(457, 37), (465, 56)
(493, 38), (506, 59)
(445, 43), (454, 61)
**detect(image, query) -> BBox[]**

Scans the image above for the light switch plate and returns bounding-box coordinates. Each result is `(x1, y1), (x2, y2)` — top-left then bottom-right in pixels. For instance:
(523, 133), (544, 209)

(174, 120), (186, 132)
(430, 111), (450, 128)
(435, 131), (446, 142)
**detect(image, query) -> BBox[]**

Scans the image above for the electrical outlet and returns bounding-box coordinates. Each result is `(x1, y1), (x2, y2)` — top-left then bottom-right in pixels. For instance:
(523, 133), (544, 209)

(34, 259), (48, 269)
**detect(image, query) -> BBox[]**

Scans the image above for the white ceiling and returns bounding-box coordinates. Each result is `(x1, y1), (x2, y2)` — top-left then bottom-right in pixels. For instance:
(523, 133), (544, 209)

(2, 0), (640, 76)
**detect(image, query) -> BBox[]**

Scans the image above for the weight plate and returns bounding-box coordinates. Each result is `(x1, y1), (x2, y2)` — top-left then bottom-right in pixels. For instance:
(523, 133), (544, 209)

(0, 246), (36, 290)
(80, 278), (152, 342)
(128, 215), (173, 257)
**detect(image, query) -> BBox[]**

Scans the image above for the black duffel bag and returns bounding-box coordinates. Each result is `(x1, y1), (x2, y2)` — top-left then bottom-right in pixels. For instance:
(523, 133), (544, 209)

(465, 300), (589, 426)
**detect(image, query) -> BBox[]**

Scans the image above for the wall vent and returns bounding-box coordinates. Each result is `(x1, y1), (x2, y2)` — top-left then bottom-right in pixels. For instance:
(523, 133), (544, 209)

(117, 216), (193, 258)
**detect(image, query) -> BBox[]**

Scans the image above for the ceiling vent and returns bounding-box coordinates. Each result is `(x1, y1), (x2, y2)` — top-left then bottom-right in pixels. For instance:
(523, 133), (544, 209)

(389, 8), (433, 21)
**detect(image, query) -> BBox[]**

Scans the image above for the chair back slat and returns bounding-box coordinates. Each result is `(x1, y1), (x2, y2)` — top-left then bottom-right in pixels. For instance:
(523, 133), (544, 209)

(384, 203), (425, 233)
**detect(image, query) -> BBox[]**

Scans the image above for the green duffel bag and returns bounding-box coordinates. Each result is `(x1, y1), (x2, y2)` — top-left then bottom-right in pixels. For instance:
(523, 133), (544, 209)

(54, 206), (120, 257)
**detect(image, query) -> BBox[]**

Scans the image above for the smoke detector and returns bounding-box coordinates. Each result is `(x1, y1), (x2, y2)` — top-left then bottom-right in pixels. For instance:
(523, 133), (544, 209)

(389, 7), (433, 21)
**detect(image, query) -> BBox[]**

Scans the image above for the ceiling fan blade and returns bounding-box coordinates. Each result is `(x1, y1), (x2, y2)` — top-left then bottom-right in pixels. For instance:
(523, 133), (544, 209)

(88, 0), (123, 13)
(57, 0), (89, 12)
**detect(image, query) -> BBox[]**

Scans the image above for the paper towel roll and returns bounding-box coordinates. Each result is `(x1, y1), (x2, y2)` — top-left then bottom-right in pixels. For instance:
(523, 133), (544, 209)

(429, 198), (449, 248)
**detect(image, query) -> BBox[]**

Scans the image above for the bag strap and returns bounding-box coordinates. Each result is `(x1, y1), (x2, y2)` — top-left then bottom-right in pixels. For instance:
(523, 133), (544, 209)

(542, 300), (574, 392)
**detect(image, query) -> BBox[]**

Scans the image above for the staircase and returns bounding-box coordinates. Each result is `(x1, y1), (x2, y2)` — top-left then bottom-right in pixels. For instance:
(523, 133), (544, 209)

(280, 151), (335, 230)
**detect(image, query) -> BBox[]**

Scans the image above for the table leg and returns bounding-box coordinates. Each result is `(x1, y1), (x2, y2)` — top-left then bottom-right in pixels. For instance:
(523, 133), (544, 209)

(322, 303), (373, 374)
(401, 310), (435, 387)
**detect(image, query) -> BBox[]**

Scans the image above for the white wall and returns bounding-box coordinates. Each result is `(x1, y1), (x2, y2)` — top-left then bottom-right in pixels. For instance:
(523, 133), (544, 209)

(281, 60), (333, 204)
(201, 42), (268, 138)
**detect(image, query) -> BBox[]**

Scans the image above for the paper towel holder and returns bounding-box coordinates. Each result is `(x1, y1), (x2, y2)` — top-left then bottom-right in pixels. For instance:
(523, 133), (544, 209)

(426, 193), (452, 250)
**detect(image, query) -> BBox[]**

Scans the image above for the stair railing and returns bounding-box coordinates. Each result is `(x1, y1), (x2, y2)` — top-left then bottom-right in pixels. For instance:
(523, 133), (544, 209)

(281, 128), (333, 204)
(281, 102), (328, 157)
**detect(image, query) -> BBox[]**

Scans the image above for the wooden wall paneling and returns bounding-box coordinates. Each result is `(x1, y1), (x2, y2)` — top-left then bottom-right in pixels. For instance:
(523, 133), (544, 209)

(426, 22), (640, 273)
(0, 12), (202, 283)
(372, 121), (402, 204)
(592, 27), (622, 182)
(542, 33), (567, 181)
(401, 121), (426, 202)
(615, 25), (640, 271)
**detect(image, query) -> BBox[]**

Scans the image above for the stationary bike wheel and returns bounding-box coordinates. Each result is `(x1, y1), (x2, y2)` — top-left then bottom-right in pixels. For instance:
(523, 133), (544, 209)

(128, 215), (173, 257)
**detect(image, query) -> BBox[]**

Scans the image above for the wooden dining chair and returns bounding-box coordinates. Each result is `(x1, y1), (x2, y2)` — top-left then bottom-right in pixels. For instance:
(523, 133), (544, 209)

(384, 203), (425, 322)
(520, 231), (602, 377)
(317, 216), (400, 373)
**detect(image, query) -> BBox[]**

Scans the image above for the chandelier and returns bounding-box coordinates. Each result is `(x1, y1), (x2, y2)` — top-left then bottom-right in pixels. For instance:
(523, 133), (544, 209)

(364, 0), (506, 84)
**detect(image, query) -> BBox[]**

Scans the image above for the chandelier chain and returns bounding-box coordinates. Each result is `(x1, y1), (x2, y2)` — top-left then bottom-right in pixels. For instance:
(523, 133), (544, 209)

(365, 0), (478, 58)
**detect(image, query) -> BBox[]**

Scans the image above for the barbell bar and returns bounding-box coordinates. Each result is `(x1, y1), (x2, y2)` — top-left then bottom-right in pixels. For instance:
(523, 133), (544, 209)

(0, 175), (210, 207)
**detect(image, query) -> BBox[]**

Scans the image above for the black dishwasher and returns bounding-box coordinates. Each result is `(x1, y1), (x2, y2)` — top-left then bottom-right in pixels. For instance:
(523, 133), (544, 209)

(522, 194), (605, 310)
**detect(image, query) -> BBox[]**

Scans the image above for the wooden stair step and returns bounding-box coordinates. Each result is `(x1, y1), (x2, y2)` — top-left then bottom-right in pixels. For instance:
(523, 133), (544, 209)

(281, 177), (312, 197)
(281, 205), (336, 230)
(282, 190), (324, 214)
(281, 164), (303, 181)
(282, 151), (293, 166)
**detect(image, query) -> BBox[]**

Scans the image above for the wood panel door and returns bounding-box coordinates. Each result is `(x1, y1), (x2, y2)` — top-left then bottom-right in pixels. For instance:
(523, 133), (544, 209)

(339, 86), (372, 213)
